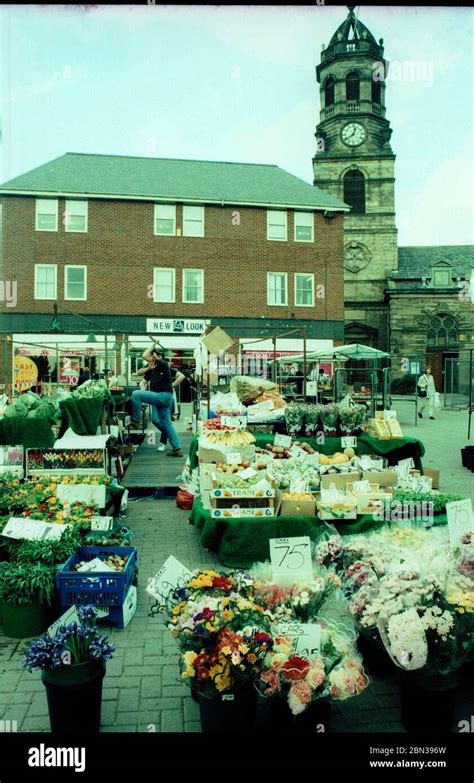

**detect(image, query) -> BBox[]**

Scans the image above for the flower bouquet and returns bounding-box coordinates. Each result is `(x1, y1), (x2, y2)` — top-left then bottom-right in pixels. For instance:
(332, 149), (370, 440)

(319, 403), (339, 436)
(250, 563), (342, 622)
(256, 620), (368, 721)
(304, 403), (322, 437)
(285, 402), (306, 437)
(338, 404), (366, 435)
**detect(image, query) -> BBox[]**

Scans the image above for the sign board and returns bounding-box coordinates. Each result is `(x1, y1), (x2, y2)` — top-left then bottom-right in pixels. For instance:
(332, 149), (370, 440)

(91, 515), (114, 531)
(221, 415), (247, 430)
(341, 436), (357, 448)
(269, 536), (313, 580)
(447, 498), (473, 549)
(60, 357), (80, 385)
(225, 452), (242, 465)
(289, 445), (307, 463)
(120, 489), (129, 511)
(397, 457), (415, 475)
(57, 483), (106, 509)
(277, 620), (322, 658)
(48, 606), (80, 637)
(146, 318), (210, 335)
(239, 467), (257, 480)
(289, 478), (309, 494)
(2, 517), (66, 541)
(121, 585), (137, 628)
(274, 434), (292, 448)
(383, 410), (397, 421)
(146, 555), (192, 606)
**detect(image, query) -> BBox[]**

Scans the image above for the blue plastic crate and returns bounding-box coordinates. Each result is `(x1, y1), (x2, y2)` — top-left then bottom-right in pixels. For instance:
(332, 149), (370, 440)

(56, 546), (137, 607)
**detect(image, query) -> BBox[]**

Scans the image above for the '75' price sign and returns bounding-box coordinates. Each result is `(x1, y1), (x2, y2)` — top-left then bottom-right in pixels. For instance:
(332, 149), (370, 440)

(269, 536), (313, 580)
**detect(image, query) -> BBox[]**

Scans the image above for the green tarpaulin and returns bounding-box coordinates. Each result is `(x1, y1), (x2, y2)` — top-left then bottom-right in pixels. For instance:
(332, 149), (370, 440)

(189, 496), (447, 569)
(0, 418), (56, 448)
(59, 397), (105, 436)
(189, 432), (425, 472)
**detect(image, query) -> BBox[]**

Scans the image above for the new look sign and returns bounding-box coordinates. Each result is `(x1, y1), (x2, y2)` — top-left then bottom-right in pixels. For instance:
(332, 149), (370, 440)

(146, 318), (210, 334)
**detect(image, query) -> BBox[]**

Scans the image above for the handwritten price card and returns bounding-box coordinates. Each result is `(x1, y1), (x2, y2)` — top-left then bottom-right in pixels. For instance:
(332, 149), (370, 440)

(274, 434), (292, 448)
(277, 620), (322, 658)
(270, 536), (313, 580)
(146, 555), (192, 606)
(341, 436), (357, 448)
(57, 483), (106, 509)
(447, 498), (473, 549)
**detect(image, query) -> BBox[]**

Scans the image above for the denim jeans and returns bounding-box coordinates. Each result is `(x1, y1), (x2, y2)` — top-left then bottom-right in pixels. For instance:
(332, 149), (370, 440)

(131, 390), (181, 450)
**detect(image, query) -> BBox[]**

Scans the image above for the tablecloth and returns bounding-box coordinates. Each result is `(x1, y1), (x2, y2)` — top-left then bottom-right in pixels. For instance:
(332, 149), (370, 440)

(59, 397), (105, 436)
(0, 418), (56, 448)
(189, 496), (447, 569)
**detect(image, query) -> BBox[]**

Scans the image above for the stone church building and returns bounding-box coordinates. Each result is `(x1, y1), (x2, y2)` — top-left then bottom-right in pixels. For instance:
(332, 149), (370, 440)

(312, 6), (473, 391)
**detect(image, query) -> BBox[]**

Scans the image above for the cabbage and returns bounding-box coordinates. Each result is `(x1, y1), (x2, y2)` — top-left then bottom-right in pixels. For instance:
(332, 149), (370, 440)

(35, 402), (58, 422)
(4, 402), (28, 418)
(19, 392), (40, 410)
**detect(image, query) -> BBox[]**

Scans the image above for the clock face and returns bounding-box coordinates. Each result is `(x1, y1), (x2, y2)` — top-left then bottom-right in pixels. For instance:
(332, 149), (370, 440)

(341, 122), (366, 147)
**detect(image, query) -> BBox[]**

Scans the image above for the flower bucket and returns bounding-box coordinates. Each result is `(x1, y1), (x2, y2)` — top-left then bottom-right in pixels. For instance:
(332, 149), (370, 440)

(270, 697), (330, 735)
(1, 600), (50, 639)
(399, 669), (459, 733)
(357, 634), (395, 676)
(198, 688), (258, 733)
(42, 659), (106, 734)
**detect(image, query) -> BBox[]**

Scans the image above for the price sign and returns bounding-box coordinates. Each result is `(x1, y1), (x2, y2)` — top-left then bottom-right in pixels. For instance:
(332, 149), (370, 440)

(277, 620), (322, 658)
(146, 555), (192, 606)
(120, 489), (129, 511)
(289, 478), (309, 494)
(2, 517), (66, 541)
(48, 606), (80, 637)
(398, 457), (415, 471)
(341, 436), (357, 448)
(57, 483), (106, 509)
(447, 499), (473, 549)
(240, 467), (257, 479)
(270, 536), (313, 580)
(225, 452), (242, 465)
(221, 415), (247, 430)
(274, 434), (292, 448)
(289, 445), (307, 463)
(352, 480), (372, 493)
(91, 515), (114, 531)
(383, 410), (397, 421)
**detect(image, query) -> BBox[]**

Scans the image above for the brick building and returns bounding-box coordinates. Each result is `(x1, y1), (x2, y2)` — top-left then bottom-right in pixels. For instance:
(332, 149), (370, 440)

(0, 153), (348, 385)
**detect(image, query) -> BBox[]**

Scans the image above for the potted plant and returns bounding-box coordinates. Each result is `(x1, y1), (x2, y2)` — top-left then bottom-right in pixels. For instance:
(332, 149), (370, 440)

(319, 403), (339, 437)
(23, 605), (115, 734)
(12, 526), (82, 567)
(0, 561), (56, 638)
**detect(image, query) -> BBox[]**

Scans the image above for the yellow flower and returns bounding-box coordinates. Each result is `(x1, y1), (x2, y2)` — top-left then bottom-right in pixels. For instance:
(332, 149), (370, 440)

(239, 644), (249, 655)
(247, 653), (257, 664)
(222, 610), (234, 622)
(215, 673), (232, 692)
(209, 664), (224, 678)
(221, 645), (232, 656)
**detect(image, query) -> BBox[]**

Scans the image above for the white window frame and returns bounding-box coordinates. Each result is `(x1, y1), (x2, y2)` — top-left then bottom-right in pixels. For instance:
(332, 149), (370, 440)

(267, 272), (288, 306)
(294, 273), (315, 307)
(154, 204), (176, 236)
(64, 200), (88, 233)
(267, 210), (287, 241)
(294, 212), (314, 243)
(153, 267), (176, 303)
(34, 264), (57, 300)
(183, 206), (205, 238)
(35, 199), (58, 232)
(64, 265), (87, 301)
(182, 268), (204, 304)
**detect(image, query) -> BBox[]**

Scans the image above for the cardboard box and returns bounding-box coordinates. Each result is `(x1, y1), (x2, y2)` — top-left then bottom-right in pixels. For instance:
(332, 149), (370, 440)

(198, 445), (255, 465)
(211, 506), (274, 519)
(320, 471), (360, 490)
(317, 490), (358, 520)
(275, 487), (316, 517)
(210, 475), (275, 499)
(352, 490), (393, 515)
(387, 420), (403, 438)
(362, 469), (398, 487)
(422, 467), (440, 490)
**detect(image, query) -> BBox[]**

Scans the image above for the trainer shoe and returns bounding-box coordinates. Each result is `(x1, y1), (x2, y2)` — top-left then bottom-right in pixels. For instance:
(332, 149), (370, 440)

(157, 444), (166, 452)
(166, 449), (183, 457)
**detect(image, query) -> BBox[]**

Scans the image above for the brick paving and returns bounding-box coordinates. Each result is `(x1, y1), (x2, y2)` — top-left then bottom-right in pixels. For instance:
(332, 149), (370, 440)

(0, 404), (473, 733)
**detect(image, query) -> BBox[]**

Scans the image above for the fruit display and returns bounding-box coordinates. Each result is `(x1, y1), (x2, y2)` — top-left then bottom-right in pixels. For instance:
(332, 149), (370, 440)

(213, 472), (262, 488)
(203, 429), (255, 445)
(319, 451), (351, 466)
(203, 420), (234, 431)
(281, 492), (313, 501)
(74, 553), (129, 572)
(293, 441), (316, 454)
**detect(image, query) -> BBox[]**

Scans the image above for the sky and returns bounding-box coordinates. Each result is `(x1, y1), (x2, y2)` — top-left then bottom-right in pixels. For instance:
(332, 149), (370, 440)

(0, 3), (473, 247)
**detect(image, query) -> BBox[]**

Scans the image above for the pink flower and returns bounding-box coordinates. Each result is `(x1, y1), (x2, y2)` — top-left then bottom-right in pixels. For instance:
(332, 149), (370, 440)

(260, 670), (279, 695)
(288, 681), (313, 715)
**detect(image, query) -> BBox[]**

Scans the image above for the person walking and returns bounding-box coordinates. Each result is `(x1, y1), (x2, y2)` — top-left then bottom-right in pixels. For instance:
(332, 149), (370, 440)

(156, 351), (185, 452)
(417, 366), (436, 420)
(130, 343), (183, 456)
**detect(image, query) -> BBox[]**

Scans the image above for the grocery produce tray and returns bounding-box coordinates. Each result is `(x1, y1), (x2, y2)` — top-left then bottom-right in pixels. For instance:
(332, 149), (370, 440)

(56, 546), (137, 606)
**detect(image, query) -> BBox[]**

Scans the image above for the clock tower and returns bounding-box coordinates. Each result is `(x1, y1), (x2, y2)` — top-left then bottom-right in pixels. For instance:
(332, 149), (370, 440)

(313, 6), (397, 350)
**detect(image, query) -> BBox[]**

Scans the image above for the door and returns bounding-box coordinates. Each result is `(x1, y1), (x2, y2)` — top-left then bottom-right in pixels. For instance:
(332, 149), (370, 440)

(426, 352), (443, 392)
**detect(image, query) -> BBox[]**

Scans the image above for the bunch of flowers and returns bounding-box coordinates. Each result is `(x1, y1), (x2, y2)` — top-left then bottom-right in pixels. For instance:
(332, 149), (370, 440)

(319, 404), (339, 435)
(28, 450), (104, 470)
(285, 402), (306, 436)
(256, 622), (368, 715)
(250, 563), (341, 622)
(23, 605), (116, 671)
(338, 405), (366, 435)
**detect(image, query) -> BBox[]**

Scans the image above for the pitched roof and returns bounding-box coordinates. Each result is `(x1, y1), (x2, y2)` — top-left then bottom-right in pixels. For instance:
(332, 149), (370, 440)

(0, 153), (349, 211)
(394, 245), (473, 279)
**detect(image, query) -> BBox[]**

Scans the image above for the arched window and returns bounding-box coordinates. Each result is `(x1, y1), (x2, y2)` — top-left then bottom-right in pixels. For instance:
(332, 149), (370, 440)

(343, 170), (366, 214)
(346, 71), (360, 101)
(371, 79), (381, 104)
(324, 76), (335, 107)
(427, 314), (458, 347)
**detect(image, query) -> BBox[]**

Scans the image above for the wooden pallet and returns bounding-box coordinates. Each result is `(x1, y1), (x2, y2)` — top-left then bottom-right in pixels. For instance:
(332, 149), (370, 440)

(122, 433), (192, 490)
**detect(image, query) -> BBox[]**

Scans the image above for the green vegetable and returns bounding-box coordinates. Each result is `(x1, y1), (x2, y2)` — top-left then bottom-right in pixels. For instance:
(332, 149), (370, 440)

(4, 401), (28, 418)
(0, 561), (56, 606)
(19, 392), (40, 410)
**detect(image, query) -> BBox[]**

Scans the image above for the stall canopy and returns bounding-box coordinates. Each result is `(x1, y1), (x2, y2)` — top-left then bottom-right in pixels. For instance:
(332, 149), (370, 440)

(273, 343), (391, 364)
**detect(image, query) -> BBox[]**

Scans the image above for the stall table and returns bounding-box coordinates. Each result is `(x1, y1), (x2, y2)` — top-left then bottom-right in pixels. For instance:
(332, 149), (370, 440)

(0, 418), (56, 448)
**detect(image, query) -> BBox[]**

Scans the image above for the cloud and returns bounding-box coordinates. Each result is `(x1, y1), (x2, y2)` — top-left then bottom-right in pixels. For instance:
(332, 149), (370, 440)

(398, 141), (474, 246)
